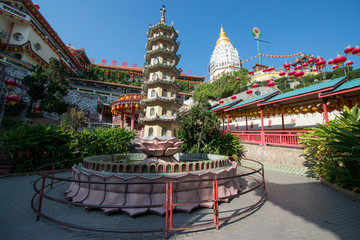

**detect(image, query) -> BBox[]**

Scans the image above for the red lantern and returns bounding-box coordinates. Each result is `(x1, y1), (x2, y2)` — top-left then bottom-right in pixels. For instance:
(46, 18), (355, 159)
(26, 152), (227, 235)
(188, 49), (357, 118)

(116, 73), (120, 77)
(307, 58), (315, 64)
(235, 77), (241, 81)
(315, 56), (323, 63)
(4, 79), (17, 88)
(316, 60), (327, 69)
(344, 46), (355, 54)
(246, 89), (253, 95)
(313, 68), (318, 72)
(267, 78), (273, 83)
(294, 65), (302, 71)
(130, 75), (134, 78)
(219, 100), (224, 104)
(6, 95), (21, 105)
(288, 70), (296, 76)
(188, 84), (192, 88)
(328, 59), (333, 65)
(267, 81), (275, 88)
(252, 84), (259, 89)
(283, 63), (290, 69)
(32, 105), (41, 113)
(333, 55), (347, 66)
(352, 46), (360, 56)
(262, 69), (268, 73)
(332, 65), (339, 70)
(231, 96), (236, 100)
(86, 68), (90, 72)
(302, 63), (308, 68)
(105, 71), (109, 75)
(34, 3), (40, 9)
(279, 71), (286, 76)
(248, 71), (254, 76)
(346, 61), (354, 66)
(294, 71), (304, 79)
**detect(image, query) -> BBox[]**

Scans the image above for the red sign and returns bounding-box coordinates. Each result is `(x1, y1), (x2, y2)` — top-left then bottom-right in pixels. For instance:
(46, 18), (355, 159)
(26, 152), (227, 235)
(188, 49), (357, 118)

(291, 119), (296, 124)
(250, 122), (253, 129)
(122, 61), (128, 66)
(268, 119), (272, 127)
(101, 59), (107, 64)
(133, 62), (138, 67)
(89, 57), (96, 63)
(111, 60), (117, 65)
(236, 123), (239, 129)
(187, 70), (192, 75)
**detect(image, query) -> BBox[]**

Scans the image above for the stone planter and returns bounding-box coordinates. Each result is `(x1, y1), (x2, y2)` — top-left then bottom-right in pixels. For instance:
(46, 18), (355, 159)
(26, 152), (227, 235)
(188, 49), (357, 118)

(0, 165), (16, 174)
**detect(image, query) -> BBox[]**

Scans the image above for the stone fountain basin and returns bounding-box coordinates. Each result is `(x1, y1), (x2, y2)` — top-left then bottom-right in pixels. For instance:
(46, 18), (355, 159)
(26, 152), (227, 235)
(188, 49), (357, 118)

(65, 153), (241, 217)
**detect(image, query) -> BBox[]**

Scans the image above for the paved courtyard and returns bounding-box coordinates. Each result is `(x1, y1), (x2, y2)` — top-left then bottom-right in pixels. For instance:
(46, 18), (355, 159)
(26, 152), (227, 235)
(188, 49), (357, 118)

(0, 169), (359, 240)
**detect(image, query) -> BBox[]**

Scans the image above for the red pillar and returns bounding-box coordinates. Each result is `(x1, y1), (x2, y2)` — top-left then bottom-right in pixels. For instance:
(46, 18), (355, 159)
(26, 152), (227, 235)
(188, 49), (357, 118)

(322, 98), (329, 124)
(131, 107), (135, 130)
(6, 23), (14, 44)
(227, 114), (230, 132)
(120, 111), (124, 128)
(281, 113), (285, 130)
(245, 116), (248, 131)
(260, 107), (265, 146)
(222, 118), (225, 132)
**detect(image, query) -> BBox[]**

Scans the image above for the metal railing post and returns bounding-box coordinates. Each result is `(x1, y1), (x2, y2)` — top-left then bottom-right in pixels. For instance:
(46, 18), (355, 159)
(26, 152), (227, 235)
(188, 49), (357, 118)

(165, 182), (169, 239)
(50, 162), (55, 188)
(36, 176), (46, 221)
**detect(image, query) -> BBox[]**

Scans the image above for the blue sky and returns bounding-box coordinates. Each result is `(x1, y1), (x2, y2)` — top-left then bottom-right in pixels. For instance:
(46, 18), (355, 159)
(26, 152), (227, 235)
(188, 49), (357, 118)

(35, 0), (360, 80)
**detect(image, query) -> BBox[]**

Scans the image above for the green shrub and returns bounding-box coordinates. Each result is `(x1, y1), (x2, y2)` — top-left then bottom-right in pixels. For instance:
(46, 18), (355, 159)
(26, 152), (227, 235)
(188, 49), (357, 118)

(76, 127), (136, 157)
(299, 105), (360, 192)
(347, 68), (360, 80)
(0, 124), (74, 172)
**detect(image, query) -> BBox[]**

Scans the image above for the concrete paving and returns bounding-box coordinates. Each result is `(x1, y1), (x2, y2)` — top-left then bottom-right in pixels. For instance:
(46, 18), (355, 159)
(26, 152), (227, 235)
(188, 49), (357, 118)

(0, 170), (359, 240)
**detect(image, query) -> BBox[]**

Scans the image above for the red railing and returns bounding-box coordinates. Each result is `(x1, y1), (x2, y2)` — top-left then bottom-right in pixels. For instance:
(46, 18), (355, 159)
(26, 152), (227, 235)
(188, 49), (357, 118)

(231, 130), (309, 147)
(31, 158), (265, 239)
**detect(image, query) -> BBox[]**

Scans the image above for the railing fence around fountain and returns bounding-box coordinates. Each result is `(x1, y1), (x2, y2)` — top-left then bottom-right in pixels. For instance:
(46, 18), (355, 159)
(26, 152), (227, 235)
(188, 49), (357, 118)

(31, 158), (265, 239)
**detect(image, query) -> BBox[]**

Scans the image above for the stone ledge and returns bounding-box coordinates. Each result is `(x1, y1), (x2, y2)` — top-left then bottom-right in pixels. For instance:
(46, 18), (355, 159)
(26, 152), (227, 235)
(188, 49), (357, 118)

(320, 178), (360, 201)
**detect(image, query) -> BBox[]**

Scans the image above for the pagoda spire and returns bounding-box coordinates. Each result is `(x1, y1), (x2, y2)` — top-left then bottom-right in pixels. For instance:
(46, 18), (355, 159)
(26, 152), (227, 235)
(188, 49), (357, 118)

(160, 4), (166, 24)
(216, 25), (231, 46)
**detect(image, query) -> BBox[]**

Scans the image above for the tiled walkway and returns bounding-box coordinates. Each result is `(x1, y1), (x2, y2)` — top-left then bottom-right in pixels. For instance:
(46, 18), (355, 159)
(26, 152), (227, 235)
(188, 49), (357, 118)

(0, 170), (359, 240)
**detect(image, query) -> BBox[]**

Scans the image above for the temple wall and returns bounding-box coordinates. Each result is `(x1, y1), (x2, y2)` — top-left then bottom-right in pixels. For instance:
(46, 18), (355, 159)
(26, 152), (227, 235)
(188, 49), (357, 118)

(242, 143), (307, 169)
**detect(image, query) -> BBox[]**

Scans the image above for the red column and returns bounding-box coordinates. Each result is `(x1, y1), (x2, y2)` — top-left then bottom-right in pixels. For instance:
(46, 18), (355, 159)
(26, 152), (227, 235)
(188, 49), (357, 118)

(120, 111), (124, 128)
(281, 113), (285, 130)
(322, 98), (329, 124)
(6, 23), (14, 44)
(245, 116), (248, 131)
(222, 118), (225, 132)
(131, 107), (135, 130)
(227, 114), (230, 132)
(260, 107), (265, 146)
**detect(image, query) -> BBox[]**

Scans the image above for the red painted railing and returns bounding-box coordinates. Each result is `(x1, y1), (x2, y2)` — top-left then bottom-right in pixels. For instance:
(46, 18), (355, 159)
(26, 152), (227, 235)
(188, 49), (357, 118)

(231, 130), (309, 147)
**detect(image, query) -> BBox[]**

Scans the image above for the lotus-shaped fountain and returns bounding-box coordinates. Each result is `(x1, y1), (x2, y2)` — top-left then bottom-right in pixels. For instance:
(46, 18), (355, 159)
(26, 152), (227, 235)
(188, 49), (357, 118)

(136, 137), (183, 164)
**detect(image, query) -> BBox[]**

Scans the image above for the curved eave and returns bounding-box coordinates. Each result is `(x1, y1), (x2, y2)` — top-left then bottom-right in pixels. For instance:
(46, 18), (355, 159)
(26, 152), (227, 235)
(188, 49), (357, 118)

(142, 80), (180, 92)
(144, 65), (180, 77)
(145, 49), (180, 63)
(146, 36), (178, 49)
(147, 24), (178, 38)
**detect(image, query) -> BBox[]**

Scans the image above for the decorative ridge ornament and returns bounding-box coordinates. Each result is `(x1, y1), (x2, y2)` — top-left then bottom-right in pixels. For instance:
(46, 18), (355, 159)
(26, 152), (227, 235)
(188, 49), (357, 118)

(216, 25), (231, 46)
(160, 4), (166, 24)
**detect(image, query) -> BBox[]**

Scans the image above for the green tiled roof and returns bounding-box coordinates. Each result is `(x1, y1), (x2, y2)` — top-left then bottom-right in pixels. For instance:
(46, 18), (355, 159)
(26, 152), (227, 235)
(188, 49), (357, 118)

(210, 99), (242, 111)
(262, 77), (345, 103)
(225, 92), (277, 110)
(321, 78), (360, 95)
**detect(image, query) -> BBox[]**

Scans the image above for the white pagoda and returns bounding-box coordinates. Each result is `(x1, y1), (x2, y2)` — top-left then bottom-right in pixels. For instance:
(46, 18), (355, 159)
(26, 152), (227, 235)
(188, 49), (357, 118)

(208, 26), (241, 82)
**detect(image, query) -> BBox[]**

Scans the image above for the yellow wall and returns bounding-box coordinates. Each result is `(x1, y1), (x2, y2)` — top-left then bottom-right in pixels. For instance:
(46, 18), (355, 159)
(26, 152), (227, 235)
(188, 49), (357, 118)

(8, 22), (30, 45)
(27, 27), (59, 63)
(0, 15), (10, 34)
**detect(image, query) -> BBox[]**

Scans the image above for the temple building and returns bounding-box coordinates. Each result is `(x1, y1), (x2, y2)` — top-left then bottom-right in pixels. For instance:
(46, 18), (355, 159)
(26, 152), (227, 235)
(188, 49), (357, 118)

(208, 26), (241, 82)
(0, 0), (84, 73)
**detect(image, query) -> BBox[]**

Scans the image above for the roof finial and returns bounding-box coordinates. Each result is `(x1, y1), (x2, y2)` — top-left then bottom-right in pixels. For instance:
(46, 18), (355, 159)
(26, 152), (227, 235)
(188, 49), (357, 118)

(160, 4), (166, 24)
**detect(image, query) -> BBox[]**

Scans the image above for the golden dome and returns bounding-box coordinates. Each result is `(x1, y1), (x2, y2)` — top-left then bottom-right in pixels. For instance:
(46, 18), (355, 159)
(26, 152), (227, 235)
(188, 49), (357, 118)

(216, 25), (231, 46)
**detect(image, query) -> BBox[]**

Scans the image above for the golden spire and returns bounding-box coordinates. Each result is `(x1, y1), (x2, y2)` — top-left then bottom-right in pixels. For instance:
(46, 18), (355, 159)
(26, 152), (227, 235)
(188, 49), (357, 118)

(216, 25), (231, 46)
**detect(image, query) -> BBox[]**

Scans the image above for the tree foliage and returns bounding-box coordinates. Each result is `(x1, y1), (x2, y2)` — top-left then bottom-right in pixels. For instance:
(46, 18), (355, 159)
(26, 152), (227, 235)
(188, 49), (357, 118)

(178, 101), (244, 157)
(299, 105), (360, 192)
(22, 58), (71, 115)
(61, 108), (87, 133)
(193, 69), (251, 102)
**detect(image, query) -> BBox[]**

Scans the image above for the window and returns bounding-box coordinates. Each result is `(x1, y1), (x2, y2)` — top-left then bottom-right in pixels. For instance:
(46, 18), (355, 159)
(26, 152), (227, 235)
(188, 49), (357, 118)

(34, 43), (41, 51)
(163, 73), (167, 80)
(152, 73), (157, 80)
(151, 90), (155, 97)
(13, 53), (22, 60)
(13, 32), (23, 41)
(149, 128), (153, 137)
(153, 57), (158, 64)
(162, 128), (167, 137)
(173, 129), (176, 137)
(162, 89), (167, 97)
(163, 58), (167, 64)
(150, 108), (155, 116)
(163, 44), (167, 50)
